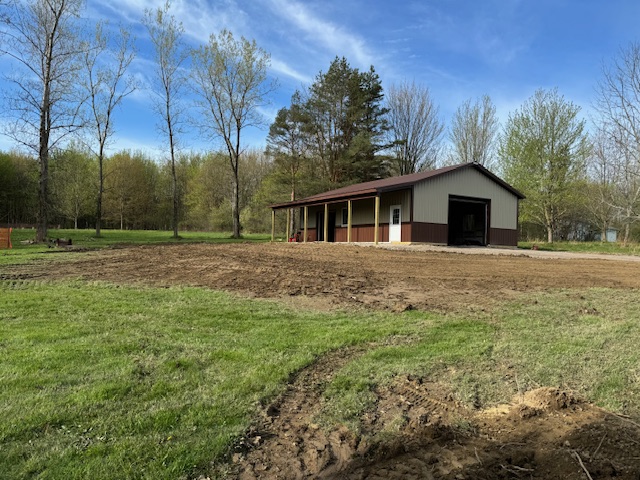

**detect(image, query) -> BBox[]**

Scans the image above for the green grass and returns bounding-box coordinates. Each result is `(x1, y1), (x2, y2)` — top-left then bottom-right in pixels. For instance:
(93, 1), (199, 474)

(2, 271), (640, 478)
(0, 281), (426, 480)
(319, 288), (640, 433)
(0, 229), (273, 266)
(519, 240), (640, 255)
(7, 228), (272, 248)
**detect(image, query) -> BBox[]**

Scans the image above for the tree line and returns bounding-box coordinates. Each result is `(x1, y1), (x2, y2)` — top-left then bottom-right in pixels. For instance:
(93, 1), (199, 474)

(2, 1), (640, 243)
(0, 145), (272, 232)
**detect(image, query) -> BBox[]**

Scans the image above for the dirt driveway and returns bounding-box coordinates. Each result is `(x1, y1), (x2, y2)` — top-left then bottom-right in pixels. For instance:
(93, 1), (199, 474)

(11, 242), (640, 479)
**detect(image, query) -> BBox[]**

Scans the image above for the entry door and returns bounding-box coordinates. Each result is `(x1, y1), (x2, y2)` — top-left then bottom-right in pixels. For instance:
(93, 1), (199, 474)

(389, 205), (401, 242)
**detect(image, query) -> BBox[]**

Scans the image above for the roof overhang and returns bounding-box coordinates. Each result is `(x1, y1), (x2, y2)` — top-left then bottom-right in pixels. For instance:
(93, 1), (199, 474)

(270, 189), (379, 210)
(269, 162), (525, 211)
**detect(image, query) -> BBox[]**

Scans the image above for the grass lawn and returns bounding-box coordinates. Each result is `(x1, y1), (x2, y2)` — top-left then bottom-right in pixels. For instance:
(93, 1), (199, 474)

(6, 228), (272, 248)
(0, 229), (273, 266)
(0, 281), (430, 480)
(519, 240), (640, 255)
(2, 277), (640, 479)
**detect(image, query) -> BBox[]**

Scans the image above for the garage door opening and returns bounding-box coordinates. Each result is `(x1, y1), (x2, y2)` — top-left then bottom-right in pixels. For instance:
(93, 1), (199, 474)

(448, 196), (489, 246)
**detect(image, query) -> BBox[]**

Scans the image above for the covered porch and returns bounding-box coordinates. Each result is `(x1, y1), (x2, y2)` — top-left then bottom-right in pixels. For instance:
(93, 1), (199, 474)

(271, 187), (412, 243)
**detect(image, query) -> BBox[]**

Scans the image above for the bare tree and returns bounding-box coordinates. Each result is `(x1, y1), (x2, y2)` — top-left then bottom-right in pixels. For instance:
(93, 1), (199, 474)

(0, 0), (86, 242)
(191, 29), (274, 238)
(587, 129), (618, 241)
(386, 81), (444, 174)
(143, 1), (187, 239)
(449, 95), (499, 169)
(594, 42), (640, 243)
(83, 22), (136, 237)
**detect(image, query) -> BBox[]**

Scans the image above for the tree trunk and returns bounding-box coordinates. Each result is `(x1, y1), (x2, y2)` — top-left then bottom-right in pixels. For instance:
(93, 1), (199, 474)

(547, 226), (553, 243)
(624, 222), (630, 246)
(96, 151), (104, 237)
(232, 168), (240, 238)
(289, 188), (296, 237)
(172, 158), (178, 238)
(36, 154), (48, 242)
(231, 133), (241, 238)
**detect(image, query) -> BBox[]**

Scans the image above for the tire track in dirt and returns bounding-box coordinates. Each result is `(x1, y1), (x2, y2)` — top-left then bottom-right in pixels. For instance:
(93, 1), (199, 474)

(232, 347), (367, 480)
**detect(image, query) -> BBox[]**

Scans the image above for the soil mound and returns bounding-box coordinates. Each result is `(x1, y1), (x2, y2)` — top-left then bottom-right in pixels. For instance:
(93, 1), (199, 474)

(230, 356), (640, 480)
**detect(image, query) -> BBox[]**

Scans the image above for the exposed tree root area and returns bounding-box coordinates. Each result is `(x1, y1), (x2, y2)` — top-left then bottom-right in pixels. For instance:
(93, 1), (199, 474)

(13, 242), (640, 479)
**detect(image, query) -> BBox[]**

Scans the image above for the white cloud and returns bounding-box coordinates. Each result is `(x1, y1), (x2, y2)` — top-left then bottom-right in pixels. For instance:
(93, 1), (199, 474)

(267, 0), (375, 69)
(269, 57), (311, 84)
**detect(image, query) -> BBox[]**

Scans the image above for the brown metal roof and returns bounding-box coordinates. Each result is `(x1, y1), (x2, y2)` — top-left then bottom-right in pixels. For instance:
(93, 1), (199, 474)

(270, 162), (524, 209)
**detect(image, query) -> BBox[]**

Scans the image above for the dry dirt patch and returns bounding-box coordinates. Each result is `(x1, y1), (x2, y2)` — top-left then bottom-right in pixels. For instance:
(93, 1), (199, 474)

(12, 242), (640, 479)
(19, 242), (640, 312)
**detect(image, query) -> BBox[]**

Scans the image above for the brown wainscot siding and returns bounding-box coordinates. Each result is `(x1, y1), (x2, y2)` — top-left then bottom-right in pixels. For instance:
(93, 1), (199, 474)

(348, 223), (410, 242)
(401, 223), (411, 242)
(335, 224), (390, 242)
(305, 228), (317, 242)
(411, 222), (448, 244)
(489, 228), (518, 247)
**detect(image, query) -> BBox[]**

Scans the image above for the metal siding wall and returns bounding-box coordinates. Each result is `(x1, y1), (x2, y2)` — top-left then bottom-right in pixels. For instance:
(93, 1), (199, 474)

(380, 189), (411, 223)
(413, 169), (518, 229)
(307, 206), (319, 228)
(489, 228), (518, 247)
(411, 222), (448, 243)
(352, 199), (376, 224)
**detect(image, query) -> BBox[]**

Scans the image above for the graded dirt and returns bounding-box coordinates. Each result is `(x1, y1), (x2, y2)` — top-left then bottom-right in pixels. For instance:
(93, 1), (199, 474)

(7, 242), (640, 479)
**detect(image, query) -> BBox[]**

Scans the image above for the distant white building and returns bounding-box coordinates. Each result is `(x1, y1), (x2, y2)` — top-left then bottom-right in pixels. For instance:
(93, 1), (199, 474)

(594, 228), (618, 243)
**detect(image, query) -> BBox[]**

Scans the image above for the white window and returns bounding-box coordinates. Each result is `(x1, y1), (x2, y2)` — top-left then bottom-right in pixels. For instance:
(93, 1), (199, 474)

(392, 207), (400, 225)
(341, 208), (348, 226)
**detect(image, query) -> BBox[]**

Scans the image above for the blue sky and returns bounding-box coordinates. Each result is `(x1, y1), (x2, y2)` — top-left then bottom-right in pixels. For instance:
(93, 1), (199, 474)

(3, 0), (640, 157)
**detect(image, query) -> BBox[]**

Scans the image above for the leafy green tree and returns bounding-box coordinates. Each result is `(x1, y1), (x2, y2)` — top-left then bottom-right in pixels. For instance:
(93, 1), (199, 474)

(182, 152), (225, 231)
(50, 144), (96, 229)
(345, 66), (390, 181)
(499, 88), (590, 242)
(304, 57), (389, 186)
(0, 151), (38, 226)
(103, 151), (159, 230)
(266, 93), (309, 199)
(181, 150), (271, 232)
(265, 92), (314, 233)
(191, 29), (275, 238)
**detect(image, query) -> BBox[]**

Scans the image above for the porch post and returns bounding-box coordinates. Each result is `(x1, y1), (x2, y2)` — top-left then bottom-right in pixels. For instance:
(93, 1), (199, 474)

(347, 199), (352, 242)
(303, 206), (308, 243)
(374, 195), (380, 245)
(323, 203), (329, 243)
(286, 208), (291, 241)
(271, 209), (275, 242)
